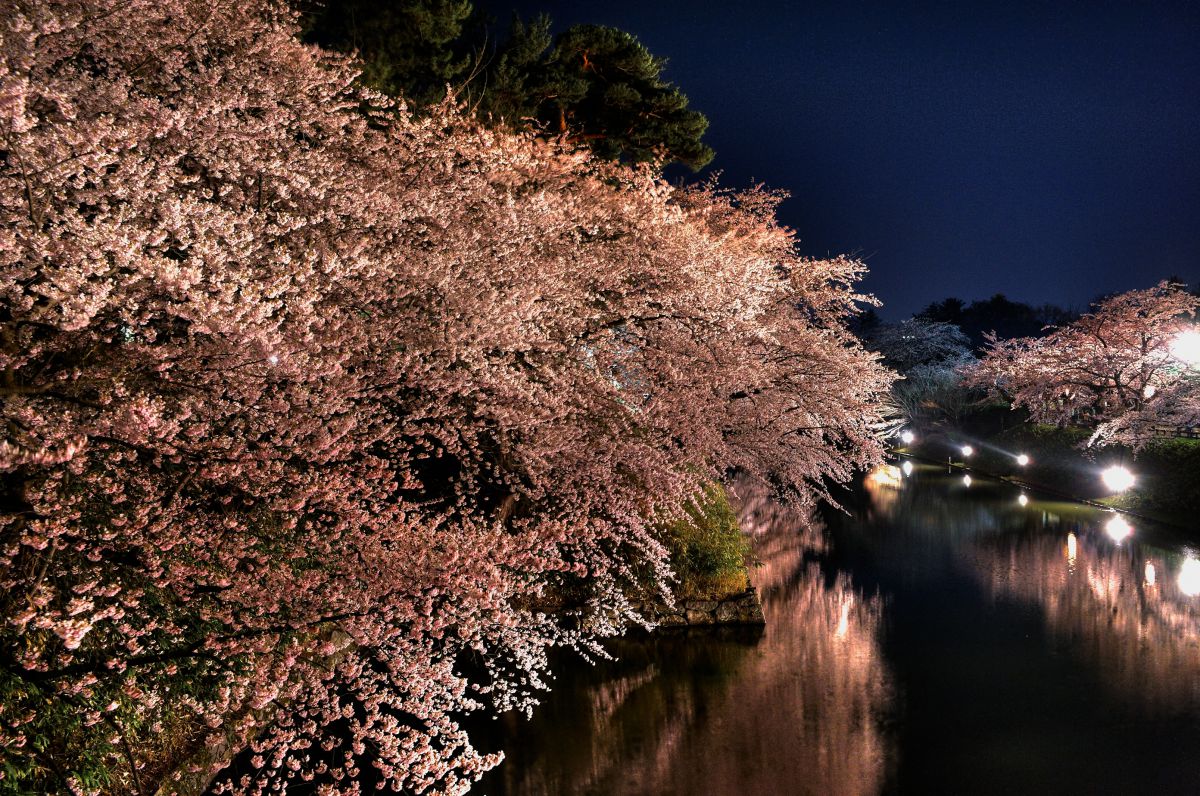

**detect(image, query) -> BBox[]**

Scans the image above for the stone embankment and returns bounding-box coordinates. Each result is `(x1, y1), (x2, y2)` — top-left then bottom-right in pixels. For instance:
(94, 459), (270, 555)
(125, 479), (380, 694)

(637, 587), (765, 628)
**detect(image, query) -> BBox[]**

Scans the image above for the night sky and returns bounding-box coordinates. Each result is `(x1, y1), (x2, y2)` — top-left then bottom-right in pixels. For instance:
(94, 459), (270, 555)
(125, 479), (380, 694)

(477, 0), (1200, 319)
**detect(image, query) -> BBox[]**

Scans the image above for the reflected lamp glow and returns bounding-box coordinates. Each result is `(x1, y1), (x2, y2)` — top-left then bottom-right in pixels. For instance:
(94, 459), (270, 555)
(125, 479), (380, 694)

(961, 445), (974, 458)
(835, 600), (851, 639)
(899, 430), (915, 445)
(869, 464), (903, 488)
(1179, 558), (1200, 597)
(901, 460), (914, 476)
(962, 474), (972, 487)
(1016, 453), (1030, 466)
(1017, 493), (1029, 507)
(1145, 562), (1156, 587)
(1104, 514), (1133, 543)
(1169, 329), (1200, 367)
(1066, 532), (1077, 564)
(1101, 465), (1135, 493)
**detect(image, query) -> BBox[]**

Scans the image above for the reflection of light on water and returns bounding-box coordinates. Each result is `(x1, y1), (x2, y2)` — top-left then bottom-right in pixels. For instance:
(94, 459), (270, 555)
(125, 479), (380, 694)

(901, 460), (914, 476)
(868, 464), (903, 488)
(975, 531), (1200, 713)
(1105, 515), (1133, 543)
(835, 599), (852, 639)
(1018, 494), (1029, 507)
(864, 466), (901, 513)
(962, 475), (971, 487)
(505, 482), (894, 796)
(1179, 558), (1200, 597)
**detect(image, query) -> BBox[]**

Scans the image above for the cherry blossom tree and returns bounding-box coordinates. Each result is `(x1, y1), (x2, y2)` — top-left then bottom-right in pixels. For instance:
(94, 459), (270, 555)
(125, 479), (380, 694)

(865, 317), (975, 427)
(967, 282), (1200, 448)
(0, 0), (893, 793)
(865, 317), (972, 373)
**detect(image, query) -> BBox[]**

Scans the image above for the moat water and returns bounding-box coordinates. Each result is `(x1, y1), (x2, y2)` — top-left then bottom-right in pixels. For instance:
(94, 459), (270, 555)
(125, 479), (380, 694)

(476, 461), (1200, 795)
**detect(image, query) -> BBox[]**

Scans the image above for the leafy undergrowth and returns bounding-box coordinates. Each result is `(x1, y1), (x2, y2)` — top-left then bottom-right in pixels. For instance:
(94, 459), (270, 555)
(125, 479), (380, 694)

(659, 484), (752, 601)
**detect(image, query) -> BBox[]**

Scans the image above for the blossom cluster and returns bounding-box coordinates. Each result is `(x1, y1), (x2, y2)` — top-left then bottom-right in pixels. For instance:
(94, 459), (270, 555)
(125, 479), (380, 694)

(0, 1), (892, 792)
(968, 282), (1200, 448)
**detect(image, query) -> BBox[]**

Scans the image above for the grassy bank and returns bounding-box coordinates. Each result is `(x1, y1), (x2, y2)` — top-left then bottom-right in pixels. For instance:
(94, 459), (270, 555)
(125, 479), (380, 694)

(904, 409), (1200, 528)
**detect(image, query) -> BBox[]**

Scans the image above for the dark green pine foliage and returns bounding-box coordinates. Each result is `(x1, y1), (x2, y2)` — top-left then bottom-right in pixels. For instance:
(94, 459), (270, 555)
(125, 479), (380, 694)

(301, 0), (476, 107)
(484, 21), (714, 170)
(297, 1), (714, 171)
(478, 14), (553, 124)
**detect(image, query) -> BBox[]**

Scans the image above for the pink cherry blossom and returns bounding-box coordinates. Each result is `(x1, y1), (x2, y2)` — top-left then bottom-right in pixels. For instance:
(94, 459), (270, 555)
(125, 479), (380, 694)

(0, 0), (892, 792)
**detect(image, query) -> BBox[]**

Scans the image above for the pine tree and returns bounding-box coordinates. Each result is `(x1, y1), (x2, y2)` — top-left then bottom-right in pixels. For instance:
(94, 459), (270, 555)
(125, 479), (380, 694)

(486, 23), (714, 170)
(300, 1), (714, 170)
(301, 0), (476, 106)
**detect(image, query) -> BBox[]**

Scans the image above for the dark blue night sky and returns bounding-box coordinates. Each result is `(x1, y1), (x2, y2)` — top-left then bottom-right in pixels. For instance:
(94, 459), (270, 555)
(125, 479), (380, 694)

(476, 0), (1200, 318)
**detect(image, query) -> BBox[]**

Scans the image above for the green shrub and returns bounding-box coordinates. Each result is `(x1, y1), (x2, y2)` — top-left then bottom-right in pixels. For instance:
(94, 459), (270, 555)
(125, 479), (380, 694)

(658, 484), (751, 601)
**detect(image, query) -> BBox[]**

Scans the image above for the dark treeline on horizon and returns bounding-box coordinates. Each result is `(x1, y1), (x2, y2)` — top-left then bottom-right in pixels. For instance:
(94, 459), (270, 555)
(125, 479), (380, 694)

(856, 276), (1200, 350)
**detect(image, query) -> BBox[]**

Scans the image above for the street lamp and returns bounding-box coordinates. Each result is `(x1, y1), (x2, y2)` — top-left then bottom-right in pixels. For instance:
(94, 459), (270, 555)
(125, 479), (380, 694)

(1169, 329), (1200, 367)
(1016, 453), (1030, 466)
(961, 445), (974, 458)
(900, 429), (915, 445)
(1101, 465), (1135, 493)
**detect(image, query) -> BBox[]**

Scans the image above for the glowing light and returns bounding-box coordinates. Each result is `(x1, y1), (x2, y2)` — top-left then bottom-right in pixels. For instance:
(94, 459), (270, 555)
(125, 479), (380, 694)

(1101, 465), (1135, 492)
(1179, 558), (1200, 597)
(1169, 329), (1200, 367)
(1016, 453), (1030, 466)
(901, 460), (914, 476)
(1143, 384), (1157, 399)
(869, 464), (903, 488)
(962, 475), (972, 487)
(835, 600), (851, 638)
(267, 354), (279, 365)
(1145, 563), (1156, 587)
(1104, 514), (1133, 543)
(900, 430), (915, 445)
(1066, 532), (1077, 564)
(1017, 493), (1029, 507)
(961, 445), (974, 457)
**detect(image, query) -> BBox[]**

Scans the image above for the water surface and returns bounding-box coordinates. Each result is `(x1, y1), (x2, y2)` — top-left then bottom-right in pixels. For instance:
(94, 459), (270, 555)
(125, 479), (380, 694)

(478, 463), (1200, 795)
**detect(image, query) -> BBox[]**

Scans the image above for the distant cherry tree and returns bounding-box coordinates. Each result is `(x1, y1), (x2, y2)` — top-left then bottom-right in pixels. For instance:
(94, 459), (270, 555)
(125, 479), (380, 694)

(864, 318), (974, 426)
(865, 317), (971, 373)
(0, 1), (891, 793)
(967, 282), (1200, 447)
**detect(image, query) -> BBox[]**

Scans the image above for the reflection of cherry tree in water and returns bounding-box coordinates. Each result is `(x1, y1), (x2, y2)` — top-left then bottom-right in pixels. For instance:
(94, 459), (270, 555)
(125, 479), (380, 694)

(489, 481), (892, 796)
(718, 482), (892, 796)
(974, 528), (1200, 714)
(733, 477), (829, 558)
